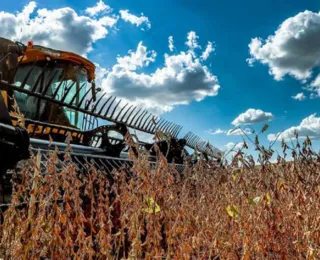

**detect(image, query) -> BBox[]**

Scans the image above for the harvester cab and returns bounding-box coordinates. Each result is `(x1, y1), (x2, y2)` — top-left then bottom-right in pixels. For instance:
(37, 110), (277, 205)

(8, 40), (96, 129)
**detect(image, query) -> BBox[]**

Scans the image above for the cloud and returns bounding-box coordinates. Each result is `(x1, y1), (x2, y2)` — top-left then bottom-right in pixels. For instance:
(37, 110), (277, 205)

(227, 128), (252, 135)
(268, 113), (320, 141)
(207, 128), (226, 135)
(247, 10), (320, 81)
(291, 92), (306, 101)
(201, 42), (214, 61)
(85, 0), (112, 17)
(186, 31), (200, 50)
(186, 31), (201, 57)
(116, 41), (157, 70)
(119, 10), (151, 30)
(306, 75), (320, 98)
(232, 109), (273, 126)
(99, 32), (220, 114)
(207, 128), (252, 136)
(168, 36), (174, 52)
(0, 1), (118, 55)
(224, 142), (244, 151)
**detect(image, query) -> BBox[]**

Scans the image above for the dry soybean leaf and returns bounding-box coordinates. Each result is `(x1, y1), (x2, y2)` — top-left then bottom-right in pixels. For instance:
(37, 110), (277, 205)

(276, 179), (288, 191)
(262, 124), (269, 133)
(242, 250), (250, 260)
(227, 204), (239, 218)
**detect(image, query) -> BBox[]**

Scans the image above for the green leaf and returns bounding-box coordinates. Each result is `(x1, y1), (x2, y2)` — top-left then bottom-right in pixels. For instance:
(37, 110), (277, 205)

(248, 196), (261, 205)
(143, 197), (161, 214)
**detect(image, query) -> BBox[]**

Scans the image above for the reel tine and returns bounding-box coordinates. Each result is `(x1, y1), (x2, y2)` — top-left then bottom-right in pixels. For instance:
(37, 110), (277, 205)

(159, 121), (171, 133)
(124, 106), (137, 124)
(170, 125), (179, 137)
(162, 121), (173, 134)
(98, 96), (114, 115)
(30, 72), (43, 93)
(77, 87), (93, 108)
(140, 113), (152, 129)
(120, 105), (133, 122)
(184, 132), (191, 141)
(20, 60), (37, 89)
(154, 118), (164, 132)
(110, 99), (122, 119)
(163, 121), (173, 133)
(84, 96), (95, 110)
(196, 140), (204, 150)
(167, 123), (177, 136)
(132, 110), (147, 128)
(159, 119), (169, 130)
(136, 111), (149, 129)
(173, 125), (183, 137)
(53, 77), (66, 99)
(69, 82), (86, 105)
(187, 133), (196, 144)
(61, 81), (76, 102)
(189, 135), (198, 146)
(192, 137), (201, 147)
(104, 96), (117, 117)
(196, 139), (204, 149)
(146, 116), (157, 132)
(91, 93), (107, 113)
(128, 108), (142, 126)
(152, 118), (164, 133)
(43, 69), (59, 96)
(115, 102), (129, 121)
(31, 64), (48, 92)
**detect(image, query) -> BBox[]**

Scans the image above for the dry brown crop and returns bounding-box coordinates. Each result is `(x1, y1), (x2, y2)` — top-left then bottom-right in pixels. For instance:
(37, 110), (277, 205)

(0, 127), (320, 259)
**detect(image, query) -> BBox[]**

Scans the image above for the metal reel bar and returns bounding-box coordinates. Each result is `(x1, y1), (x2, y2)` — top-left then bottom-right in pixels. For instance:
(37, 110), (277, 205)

(184, 131), (222, 158)
(0, 77), (182, 137)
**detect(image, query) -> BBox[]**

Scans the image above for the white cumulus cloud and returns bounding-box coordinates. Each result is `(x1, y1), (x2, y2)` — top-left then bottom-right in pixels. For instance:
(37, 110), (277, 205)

(247, 10), (320, 81)
(227, 128), (252, 135)
(207, 128), (252, 136)
(85, 0), (112, 17)
(168, 36), (174, 52)
(119, 9), (151, 30)
(307, 75), (320, 98)
(232, 109), (273, 126)
(201, 41), (214, 61)
(224, 142), (244, 151)
(99, 32), (220, 114)
(0, 1), (118, 55)
(116, 41), (156, 71)
(207, 128), (226, 135)
(268, 114), (320, 141)
(291, 92), (306, 101)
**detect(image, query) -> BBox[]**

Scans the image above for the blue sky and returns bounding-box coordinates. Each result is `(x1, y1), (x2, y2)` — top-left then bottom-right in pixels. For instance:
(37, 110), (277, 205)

(1, 0), (320, 158)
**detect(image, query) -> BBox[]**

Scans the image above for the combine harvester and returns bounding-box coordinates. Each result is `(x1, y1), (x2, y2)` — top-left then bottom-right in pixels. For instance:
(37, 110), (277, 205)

(0, 37), (221, 205)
